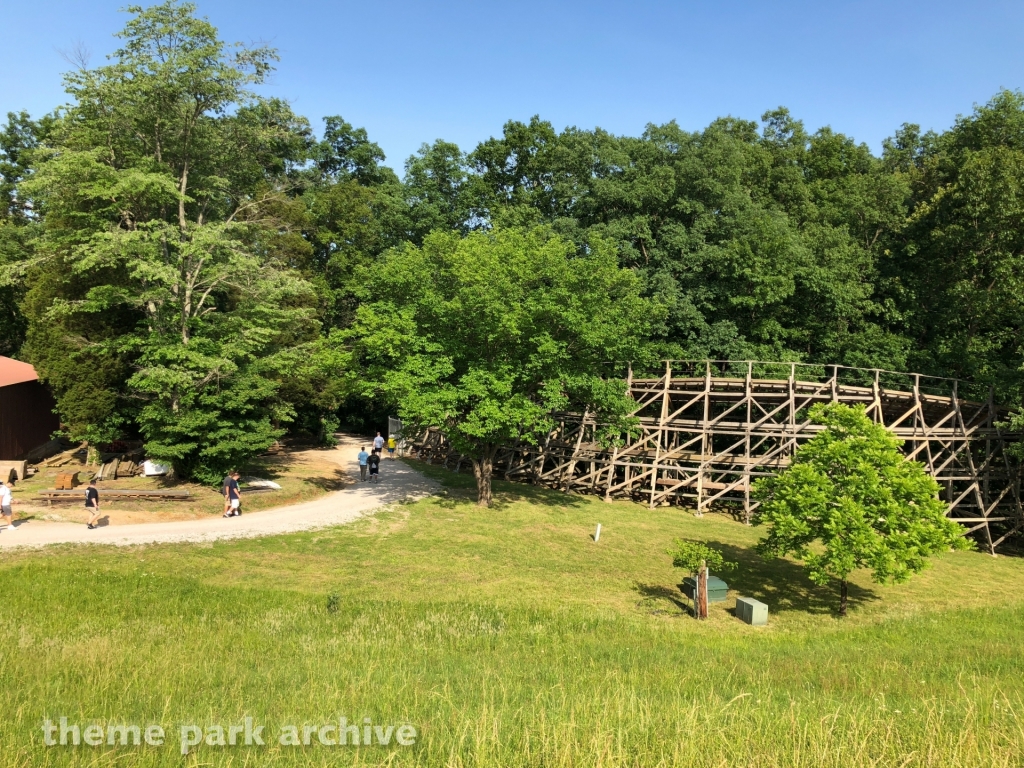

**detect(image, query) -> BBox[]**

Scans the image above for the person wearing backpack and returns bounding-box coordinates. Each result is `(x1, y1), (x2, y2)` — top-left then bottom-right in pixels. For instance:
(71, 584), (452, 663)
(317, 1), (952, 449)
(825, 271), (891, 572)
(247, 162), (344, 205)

(367, 449), (381, 483)
(357, 446), (370, 481)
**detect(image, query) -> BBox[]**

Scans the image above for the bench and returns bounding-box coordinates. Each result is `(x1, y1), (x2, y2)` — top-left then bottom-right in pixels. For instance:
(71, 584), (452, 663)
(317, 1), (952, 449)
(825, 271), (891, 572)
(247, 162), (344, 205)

(35, 489), (191, 505)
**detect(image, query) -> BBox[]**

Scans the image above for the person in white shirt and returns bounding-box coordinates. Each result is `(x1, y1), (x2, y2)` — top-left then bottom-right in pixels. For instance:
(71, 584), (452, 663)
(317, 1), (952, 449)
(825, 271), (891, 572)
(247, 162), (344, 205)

(0, 479), (15, 531)
(373, 431), (385, 452)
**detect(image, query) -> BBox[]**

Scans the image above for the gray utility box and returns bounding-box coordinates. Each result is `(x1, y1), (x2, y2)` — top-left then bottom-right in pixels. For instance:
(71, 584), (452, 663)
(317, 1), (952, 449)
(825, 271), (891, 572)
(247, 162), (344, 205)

(735, 597), (768, 626)
(680, 575), (729, 603)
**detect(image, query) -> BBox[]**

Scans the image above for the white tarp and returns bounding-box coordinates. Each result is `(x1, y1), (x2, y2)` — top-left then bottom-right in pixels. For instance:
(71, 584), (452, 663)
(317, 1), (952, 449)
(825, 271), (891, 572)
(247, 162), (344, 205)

(242, 478), (282, 490)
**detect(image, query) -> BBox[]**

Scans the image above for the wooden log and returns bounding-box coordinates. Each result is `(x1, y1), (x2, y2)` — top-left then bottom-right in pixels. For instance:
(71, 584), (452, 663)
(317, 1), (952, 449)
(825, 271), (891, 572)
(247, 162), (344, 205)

(0, 462), (27, 481)
(35, 489), (191, 504)
(54, 472), (80, 490)
(37, 488), (190, 498)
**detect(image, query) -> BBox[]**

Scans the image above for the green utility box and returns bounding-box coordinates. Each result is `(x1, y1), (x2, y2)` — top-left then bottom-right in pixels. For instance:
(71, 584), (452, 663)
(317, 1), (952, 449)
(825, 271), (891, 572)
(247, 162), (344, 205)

(735, 596), (768, 626)
(680, 575), (729, 603)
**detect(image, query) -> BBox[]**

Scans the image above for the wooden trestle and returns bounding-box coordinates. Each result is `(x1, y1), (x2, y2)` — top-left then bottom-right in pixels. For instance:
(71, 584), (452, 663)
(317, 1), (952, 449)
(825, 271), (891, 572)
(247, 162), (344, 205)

(415, 361), (1024, 553)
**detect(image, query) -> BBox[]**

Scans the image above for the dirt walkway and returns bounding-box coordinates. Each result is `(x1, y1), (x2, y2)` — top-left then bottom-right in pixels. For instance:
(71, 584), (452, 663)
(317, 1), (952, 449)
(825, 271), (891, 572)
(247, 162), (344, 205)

(0, 435), (437, 549)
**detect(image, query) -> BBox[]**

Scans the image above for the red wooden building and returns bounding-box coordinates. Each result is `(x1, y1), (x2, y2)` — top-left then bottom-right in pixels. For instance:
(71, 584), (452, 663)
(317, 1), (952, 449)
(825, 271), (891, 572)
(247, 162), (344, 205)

(0, 357), (61, 460)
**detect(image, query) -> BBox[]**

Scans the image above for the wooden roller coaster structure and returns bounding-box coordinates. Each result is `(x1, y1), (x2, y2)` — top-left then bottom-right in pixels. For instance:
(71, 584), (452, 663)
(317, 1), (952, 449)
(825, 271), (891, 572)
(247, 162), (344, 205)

(415, 361), (1024, 553)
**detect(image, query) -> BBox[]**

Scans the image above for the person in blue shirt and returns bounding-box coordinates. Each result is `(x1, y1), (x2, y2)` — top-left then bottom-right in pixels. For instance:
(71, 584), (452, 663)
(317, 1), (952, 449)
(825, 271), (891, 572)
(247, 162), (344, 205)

(357, 446), (370, 482)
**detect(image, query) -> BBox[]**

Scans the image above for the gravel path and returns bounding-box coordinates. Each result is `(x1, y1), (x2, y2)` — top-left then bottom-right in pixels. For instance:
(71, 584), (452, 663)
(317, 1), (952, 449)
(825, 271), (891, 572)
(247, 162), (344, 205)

(0, 435), (437, 550)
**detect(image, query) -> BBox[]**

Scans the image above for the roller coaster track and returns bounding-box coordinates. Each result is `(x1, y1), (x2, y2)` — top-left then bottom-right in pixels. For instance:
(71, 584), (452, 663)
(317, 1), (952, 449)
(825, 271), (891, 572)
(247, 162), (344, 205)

(416, 361), (1024, 553)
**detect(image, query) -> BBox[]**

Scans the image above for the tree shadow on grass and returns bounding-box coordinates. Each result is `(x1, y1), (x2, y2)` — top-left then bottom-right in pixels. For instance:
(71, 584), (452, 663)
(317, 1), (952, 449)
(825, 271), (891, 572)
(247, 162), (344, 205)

(493, 481), (588, 509)
(304, 470), (347, 492)
(634, 582), (693, 616)
(706, 541), (880, 616)
(234, 451), (327, 484)
(635, 542), (880, 618)
(421, 467), (588, 512)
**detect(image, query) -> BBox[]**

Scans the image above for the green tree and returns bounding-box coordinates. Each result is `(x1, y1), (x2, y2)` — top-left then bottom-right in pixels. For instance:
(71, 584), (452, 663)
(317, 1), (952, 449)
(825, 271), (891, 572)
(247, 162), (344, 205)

(303, 115), (404, 331)
(402, 140), (477, 241)
(668, 539), (736, 619)
(669, 539), (736, 576)
(464, 112), (909, 368)
(0, 221), (30, 358)
(20, 1), (318, 480)
(349, 227), (658, 506)
(752, 403), (969, 616)
(0, 111), (54, 357)
(880, 91), (1024, 403)
(312, 116), (392, 187)
(292, 116), (408, 440)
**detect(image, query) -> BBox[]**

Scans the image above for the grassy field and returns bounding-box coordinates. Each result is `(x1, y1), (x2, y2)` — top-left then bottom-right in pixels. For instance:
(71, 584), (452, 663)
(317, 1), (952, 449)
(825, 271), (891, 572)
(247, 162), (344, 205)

(9, 444), (345, 524)
(2, 460), (1023, 767)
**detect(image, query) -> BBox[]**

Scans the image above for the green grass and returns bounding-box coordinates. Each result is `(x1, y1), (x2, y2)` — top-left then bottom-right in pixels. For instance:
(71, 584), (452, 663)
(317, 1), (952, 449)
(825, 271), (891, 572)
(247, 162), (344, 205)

(2, 461), (1024, 766)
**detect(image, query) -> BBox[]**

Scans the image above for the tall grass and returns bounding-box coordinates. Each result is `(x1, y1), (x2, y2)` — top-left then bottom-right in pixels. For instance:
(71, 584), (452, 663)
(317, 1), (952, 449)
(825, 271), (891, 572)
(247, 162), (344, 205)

(2, 467), (1023, 766)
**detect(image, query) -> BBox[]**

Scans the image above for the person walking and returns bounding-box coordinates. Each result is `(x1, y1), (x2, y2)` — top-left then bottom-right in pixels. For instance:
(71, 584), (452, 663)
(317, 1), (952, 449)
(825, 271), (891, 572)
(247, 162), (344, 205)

(368, 449), (381, 483)
(0, 478), (16, 532)
(373, 431), (385, 453)
(85, 479), (100, 529)
(223, 471), (242, 517)
(357, 446), (370, 481)
(387, 435), (397, 460)
(221, 473), (233, 515)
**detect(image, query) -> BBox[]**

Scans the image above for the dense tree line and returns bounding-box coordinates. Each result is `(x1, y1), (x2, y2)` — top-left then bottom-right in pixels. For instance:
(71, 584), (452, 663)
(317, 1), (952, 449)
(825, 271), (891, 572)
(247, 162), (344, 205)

(1, 1), (1023, 481)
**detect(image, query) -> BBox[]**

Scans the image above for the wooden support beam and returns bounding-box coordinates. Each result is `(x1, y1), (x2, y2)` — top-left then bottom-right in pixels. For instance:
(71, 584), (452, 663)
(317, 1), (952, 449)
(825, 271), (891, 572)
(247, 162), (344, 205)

(421, 360), (1024, 552)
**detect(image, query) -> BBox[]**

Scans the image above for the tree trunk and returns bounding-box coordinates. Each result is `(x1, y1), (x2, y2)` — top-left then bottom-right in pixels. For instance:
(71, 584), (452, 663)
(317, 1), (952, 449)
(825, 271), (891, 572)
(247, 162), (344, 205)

(178, 161), (189, 231)
(471, 444), (497, 507)
(839, 579), (848, 617)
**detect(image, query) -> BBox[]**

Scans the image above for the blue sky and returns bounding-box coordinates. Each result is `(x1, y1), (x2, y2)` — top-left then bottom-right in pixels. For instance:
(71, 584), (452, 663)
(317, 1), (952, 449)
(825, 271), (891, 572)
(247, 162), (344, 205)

(2, 0), (1023, 170)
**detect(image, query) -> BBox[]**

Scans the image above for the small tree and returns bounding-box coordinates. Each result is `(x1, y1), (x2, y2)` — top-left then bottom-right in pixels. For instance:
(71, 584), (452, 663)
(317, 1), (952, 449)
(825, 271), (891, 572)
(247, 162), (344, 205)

(669, 539), (736, 576)
(348, 227), (658, 506)
(668, 539), (735, 619)
(753, 403), (971, 616)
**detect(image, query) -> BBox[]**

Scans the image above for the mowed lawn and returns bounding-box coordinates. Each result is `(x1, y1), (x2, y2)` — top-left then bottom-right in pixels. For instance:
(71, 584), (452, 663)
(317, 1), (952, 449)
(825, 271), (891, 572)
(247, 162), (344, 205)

(2, 461), (1024, 767)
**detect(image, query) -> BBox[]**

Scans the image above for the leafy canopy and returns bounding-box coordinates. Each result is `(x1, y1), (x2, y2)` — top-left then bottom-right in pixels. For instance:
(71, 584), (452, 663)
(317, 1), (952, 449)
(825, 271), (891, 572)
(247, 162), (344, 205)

(0, 111), (53, 357)
(668, 539), (736, 576)
(19, 0), (318, 480)
(349, 227), (659, 504)
(6, 0), (1024, 491)
(753, 403), (970, 611)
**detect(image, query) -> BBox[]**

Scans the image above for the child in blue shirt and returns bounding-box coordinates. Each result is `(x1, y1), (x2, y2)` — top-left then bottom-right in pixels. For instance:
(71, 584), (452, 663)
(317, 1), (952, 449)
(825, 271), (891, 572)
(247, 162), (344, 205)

(357, 447), (370, 481)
